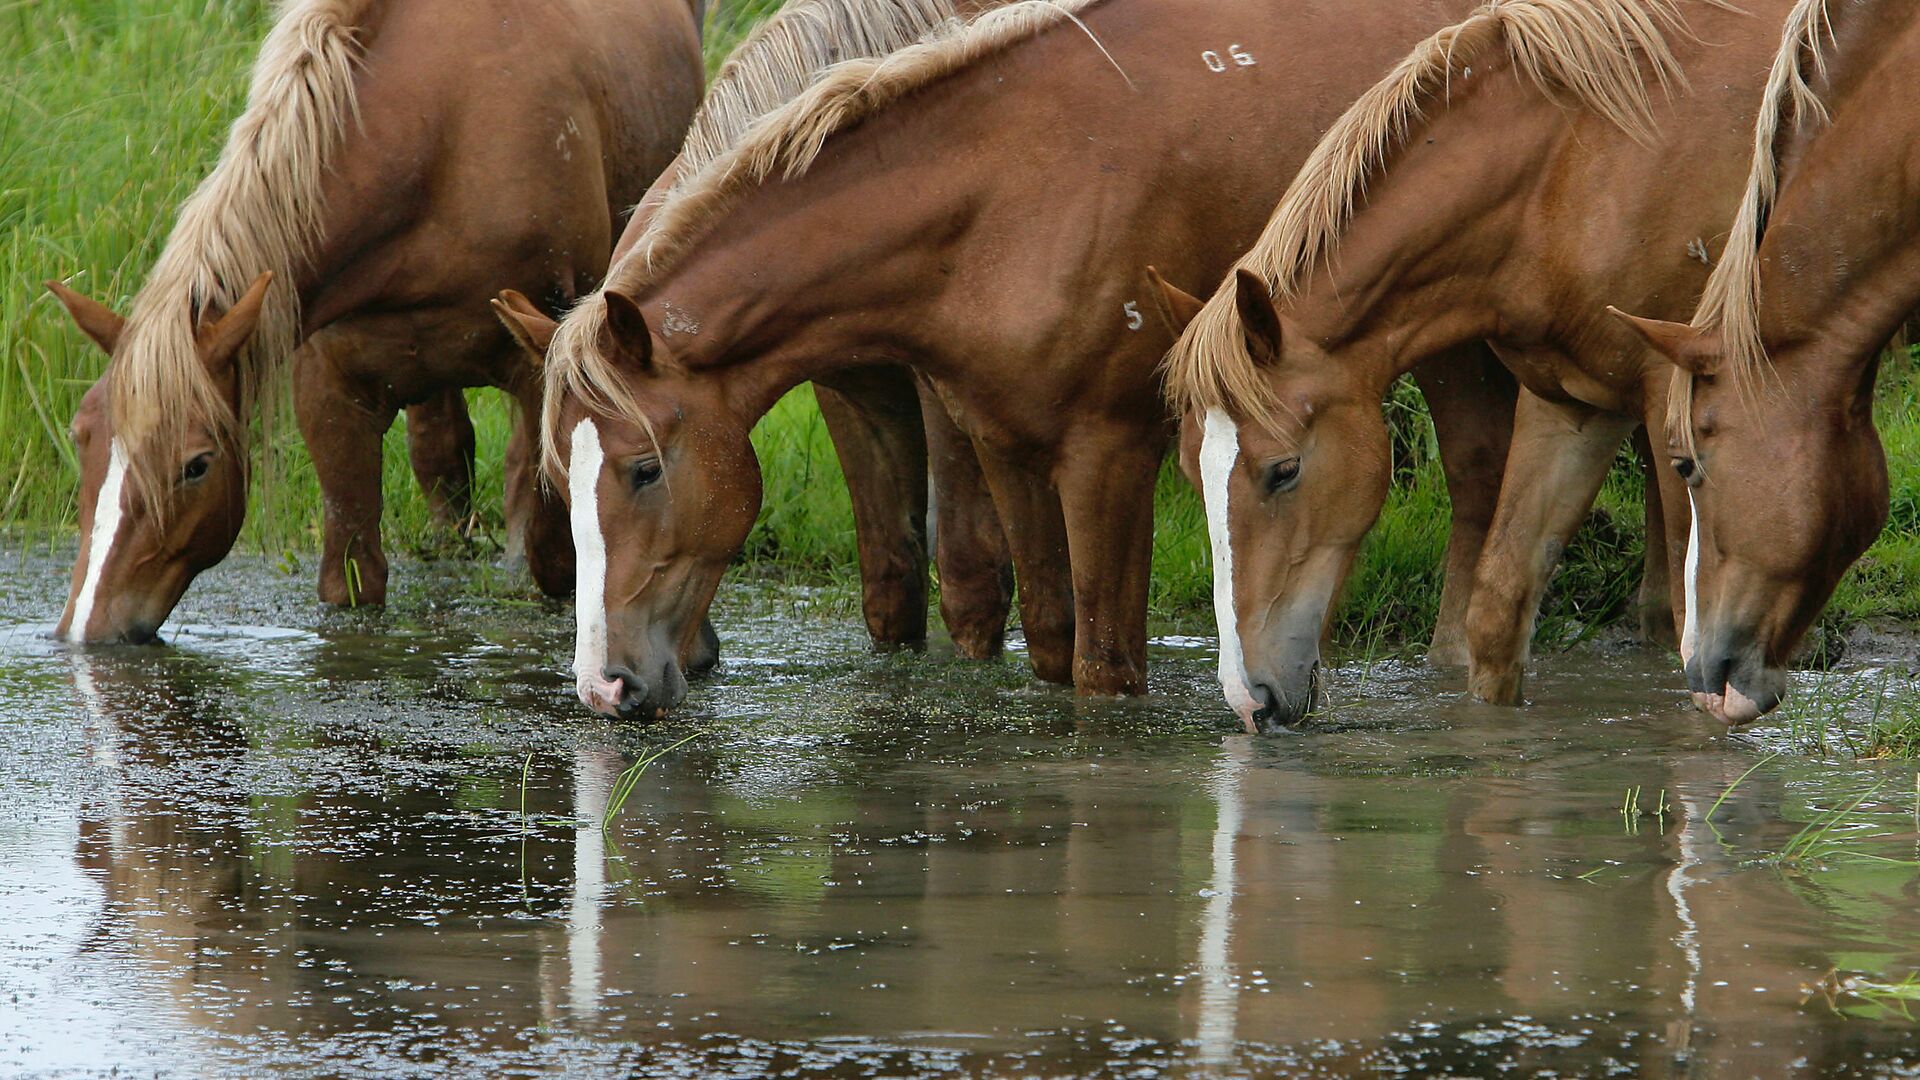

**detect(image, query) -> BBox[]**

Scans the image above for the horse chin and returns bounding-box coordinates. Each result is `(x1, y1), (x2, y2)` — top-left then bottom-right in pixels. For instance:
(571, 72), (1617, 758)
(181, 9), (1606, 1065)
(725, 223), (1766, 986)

(683, 618), (722, 676)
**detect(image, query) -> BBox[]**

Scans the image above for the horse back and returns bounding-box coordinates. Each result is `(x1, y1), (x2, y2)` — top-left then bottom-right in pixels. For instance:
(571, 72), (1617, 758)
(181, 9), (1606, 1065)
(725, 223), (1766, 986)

(304, 0), (702, 330)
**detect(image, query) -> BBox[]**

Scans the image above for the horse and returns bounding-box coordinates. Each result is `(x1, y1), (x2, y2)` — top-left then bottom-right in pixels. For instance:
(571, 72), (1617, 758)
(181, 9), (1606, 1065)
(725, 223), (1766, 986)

(555, 0), (1019, 662)
(1158, 0), (1784, 729)
(45, 0), (704, 643)
(1606, 0), (1908, 723)
(508, 0), (1546, 719)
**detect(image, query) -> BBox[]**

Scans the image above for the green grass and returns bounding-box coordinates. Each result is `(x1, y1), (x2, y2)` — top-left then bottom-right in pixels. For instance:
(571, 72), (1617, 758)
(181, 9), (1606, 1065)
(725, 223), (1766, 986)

(1807, 969), (1920, 1021)
(6, 0), (1920, 654)
(1771, 669), (1920, 761)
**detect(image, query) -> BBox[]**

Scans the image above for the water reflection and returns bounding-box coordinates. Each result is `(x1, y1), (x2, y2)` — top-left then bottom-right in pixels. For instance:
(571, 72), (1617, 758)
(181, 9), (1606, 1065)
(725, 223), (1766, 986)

(1195, 738), (1245, 1068)
(0, 556), (1917, 1075)
(570, 746), (618, 1014)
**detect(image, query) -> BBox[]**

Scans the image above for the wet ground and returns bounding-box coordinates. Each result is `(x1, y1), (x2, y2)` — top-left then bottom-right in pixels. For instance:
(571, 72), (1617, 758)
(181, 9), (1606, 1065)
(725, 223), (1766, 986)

(2, 548), (1919, 1078)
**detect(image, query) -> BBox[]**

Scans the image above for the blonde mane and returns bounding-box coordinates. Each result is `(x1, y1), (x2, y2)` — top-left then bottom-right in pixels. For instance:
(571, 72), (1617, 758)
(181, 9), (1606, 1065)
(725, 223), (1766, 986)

(1669, 0), (1833, 446)
(1164, 0), (1696, 429)
(109, 0), (369, 512)
(675, 0), (964, 184)
(543, 0), (1106, 481)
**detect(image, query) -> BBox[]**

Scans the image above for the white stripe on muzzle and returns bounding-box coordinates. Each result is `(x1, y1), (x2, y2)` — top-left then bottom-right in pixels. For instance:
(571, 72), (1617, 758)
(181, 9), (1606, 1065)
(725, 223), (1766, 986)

(1200, 410), (1259, 725)
(1681, 490), (1700, 667)
(569, 419), (616, 708)
(68, 439), (129, 643)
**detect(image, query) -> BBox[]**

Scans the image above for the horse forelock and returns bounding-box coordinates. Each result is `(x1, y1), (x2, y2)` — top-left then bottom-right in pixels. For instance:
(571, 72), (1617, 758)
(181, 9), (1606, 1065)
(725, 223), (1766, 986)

(1683, 0), (1836, 440)
(537, 298), (677, 504)
(1165, 0), (1701, 436)
(1161, 282), (1287, 442)
(542, 303), (620, 486)
(108, 0), (370, 518)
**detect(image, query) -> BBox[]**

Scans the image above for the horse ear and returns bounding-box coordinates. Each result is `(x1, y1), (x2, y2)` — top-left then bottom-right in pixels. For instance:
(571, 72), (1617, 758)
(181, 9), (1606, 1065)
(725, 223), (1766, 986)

(1607, 307), (1721, 376)
(1233, 269), (1283, 368)
(196, 272), (276, 376)
(1144, 266), (1206, 337)
(491, 290), (558, 366)
(599, 289), (654, 370)
(45, 279), (126, 355)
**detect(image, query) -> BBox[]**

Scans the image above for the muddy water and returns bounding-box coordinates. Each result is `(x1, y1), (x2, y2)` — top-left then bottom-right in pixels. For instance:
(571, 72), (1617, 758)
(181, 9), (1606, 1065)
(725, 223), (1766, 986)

(2, 551), (1919, 1077)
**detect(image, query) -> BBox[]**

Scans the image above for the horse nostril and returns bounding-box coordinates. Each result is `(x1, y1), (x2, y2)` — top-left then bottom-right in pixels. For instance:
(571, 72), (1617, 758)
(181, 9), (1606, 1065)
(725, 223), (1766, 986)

(1696, 652), (1733, 696)
(1248, 683), (1272, 707)
(1249, 683), (1283, 732)
(602, 665), (644, 710)
(1250, 663), (1320, 733)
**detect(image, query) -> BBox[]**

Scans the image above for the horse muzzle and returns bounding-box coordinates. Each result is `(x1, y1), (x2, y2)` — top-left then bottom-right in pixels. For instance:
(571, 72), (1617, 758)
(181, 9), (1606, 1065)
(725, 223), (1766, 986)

(1245, 655), (1321, 733)
(1685, 637), (1785, 725)
(587, 660), (688, 721)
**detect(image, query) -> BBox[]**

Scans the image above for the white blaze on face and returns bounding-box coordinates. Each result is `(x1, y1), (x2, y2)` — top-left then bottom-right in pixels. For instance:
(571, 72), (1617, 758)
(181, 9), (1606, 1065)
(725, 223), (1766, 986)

(68, 438), (129, 643)
(1200, 410), (1259, 726)
(569, 419), (620, 710)
(1681, 489), (1701, 667)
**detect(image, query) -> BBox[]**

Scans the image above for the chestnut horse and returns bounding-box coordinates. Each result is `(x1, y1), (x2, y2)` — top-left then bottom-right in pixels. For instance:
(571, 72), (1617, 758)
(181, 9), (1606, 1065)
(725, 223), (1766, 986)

(1160, 0), (1783, 728)
(514, 0), (1548, 719)
(504, 0), (1019, 661)
(1609, 0), (1907, 722)
(45, 0), (703, 642)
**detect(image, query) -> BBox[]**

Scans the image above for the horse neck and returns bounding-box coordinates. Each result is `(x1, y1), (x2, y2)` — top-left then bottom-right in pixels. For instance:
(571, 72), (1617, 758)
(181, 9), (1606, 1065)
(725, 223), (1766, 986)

(1280, 79), (1554, 396)
(1760, 11), (1920, 366)
(1288, 10), (1764, 395)
(636, 150), (971, 420)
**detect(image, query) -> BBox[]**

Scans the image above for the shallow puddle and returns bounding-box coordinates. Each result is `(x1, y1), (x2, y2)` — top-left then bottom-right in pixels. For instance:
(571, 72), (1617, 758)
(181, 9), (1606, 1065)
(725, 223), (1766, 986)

(2, 550), (1918, 1077)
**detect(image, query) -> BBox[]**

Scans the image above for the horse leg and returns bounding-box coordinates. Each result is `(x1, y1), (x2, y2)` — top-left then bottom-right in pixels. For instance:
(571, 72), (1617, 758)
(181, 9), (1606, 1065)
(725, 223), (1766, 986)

(1054, 427), (1166, 696)
(975, 451), (1075, 685)
(404, 387), (477, 535)
(504, 374), (575, 598)
(1415, 343), (1516, 667)
(1633, 426), (1681, 650)
(816, 371), (930, 651)
(294, 340), (395, 607)
(1464, 389), (1636, 704)
(920, 377), (1013, 660)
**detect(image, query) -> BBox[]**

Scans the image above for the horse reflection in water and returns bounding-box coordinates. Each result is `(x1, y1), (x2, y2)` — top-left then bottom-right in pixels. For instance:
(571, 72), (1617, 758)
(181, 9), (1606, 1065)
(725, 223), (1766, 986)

(60, 648), (632, 1045)
(53, 638), (1920, 1070)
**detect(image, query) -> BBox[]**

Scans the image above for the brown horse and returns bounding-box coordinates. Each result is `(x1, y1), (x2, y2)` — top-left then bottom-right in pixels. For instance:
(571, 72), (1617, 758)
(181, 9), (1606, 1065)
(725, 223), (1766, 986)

(45, 0), (703, 643)
(510, 0), (1551, 719)
(615, 0), (1019, 661)
(1608, 0), (1907, 723)
(1160, 0), (1782, 728)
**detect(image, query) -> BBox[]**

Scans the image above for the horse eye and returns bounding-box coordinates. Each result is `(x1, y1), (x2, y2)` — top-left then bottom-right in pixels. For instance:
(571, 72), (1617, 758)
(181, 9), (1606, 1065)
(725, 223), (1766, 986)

(630, 458), (663, 491)
(1670, 456), (1699, 486)
(181, 453), (214, 485)
(1266, 458), (1302, 494)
